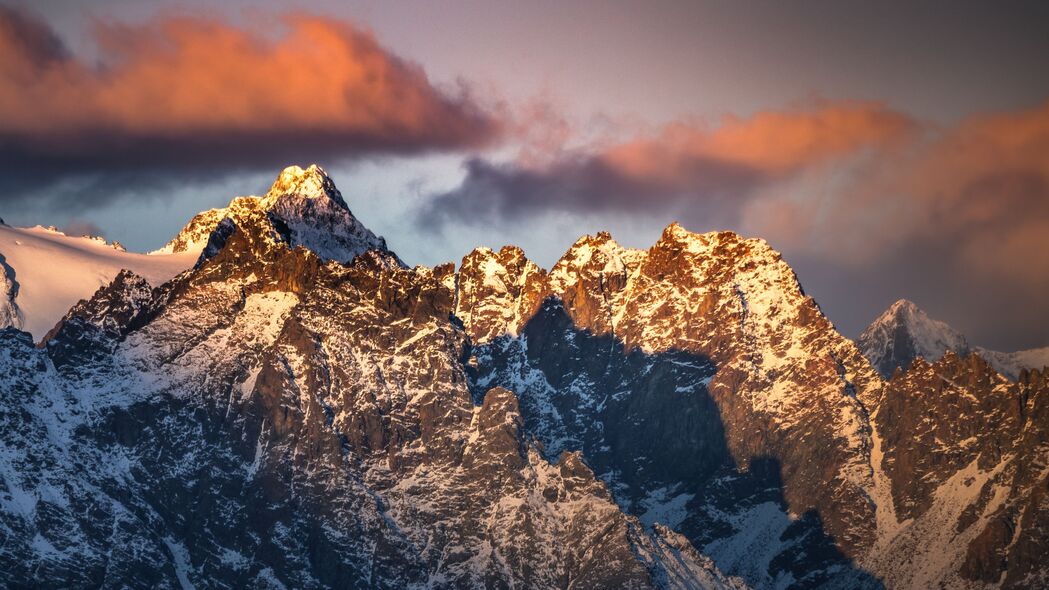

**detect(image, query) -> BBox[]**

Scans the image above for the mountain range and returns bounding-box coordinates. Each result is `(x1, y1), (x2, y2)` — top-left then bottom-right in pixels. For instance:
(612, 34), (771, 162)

(1, 165), (1047, 589)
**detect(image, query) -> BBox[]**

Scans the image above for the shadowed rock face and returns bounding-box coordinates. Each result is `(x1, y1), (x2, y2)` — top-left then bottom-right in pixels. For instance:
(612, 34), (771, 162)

(467, 300), (881, 589)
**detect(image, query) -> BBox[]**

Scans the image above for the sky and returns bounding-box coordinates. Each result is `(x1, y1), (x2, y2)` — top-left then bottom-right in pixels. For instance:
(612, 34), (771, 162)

(2, 0), (1048, 350)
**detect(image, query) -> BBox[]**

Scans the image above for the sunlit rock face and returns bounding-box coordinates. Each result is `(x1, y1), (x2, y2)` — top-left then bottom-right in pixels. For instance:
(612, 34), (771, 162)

(1, 165), (1047, 589)
(459, 224), (884, 588)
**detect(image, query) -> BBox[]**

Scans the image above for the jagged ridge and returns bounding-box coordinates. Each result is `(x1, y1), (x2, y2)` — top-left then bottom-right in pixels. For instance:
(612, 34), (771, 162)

(2, 165), (1048, 589)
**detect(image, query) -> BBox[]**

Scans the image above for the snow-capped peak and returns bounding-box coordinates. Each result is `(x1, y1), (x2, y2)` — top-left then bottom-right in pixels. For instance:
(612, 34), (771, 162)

(859, 298), (1049, 380)
(153, 164), (395, 265)
(261, 164), (347, 209)
(858, 299), (970, 377)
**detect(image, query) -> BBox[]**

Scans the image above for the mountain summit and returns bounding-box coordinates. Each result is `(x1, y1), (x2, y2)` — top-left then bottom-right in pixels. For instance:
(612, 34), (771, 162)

(261, 164), (349, 207)
(859, 298), (1049, 379)
(857, 299), (970, 377)
(153, 164), (394, 264)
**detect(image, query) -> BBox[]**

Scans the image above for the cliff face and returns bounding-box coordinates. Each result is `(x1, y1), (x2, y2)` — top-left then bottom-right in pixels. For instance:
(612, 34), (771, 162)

(456, 226), (883, 588)
(870, 353), (1049, 589)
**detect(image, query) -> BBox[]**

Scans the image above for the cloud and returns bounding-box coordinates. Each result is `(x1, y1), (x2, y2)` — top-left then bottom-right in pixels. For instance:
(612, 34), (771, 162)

(0, 6), (498, 207)
(421, 101), (915, 227)
(421, 99), (1049, 350)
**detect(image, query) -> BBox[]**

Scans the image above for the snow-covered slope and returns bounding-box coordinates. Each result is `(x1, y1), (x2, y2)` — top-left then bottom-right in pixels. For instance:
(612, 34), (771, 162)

(859, 299), (1049, 379)
(0, 224), (195, 340)
(976, 346), (1049, 380)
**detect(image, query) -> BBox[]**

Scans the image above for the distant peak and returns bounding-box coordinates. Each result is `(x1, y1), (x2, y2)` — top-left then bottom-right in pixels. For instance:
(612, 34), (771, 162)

(262, 164), (347, 208)
(887, 298), (919, 313)
(859, 297), (970, 378)
(876, 299), (936, 326)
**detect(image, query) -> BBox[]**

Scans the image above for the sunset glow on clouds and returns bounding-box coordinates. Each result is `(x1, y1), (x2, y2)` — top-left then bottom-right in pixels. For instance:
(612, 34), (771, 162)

(0, 7), (495, 198)
(1, 2), (1047, 348)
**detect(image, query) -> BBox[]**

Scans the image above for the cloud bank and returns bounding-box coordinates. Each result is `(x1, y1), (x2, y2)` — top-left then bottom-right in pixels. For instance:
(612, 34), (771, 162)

(422, 102), (915, 225)
(0, 6), (498, 206)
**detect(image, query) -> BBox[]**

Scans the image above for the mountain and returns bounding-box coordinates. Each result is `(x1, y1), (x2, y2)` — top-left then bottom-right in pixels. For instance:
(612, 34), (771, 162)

(152, 164), (396, 265)
(457, 227), (884, 588)
(858, 299), (1049, 379)
(857, 299), (971, 377)
(0, 223), (195, 340)
(2, 164), (1048, 589)
(976, 347), (1049, 381)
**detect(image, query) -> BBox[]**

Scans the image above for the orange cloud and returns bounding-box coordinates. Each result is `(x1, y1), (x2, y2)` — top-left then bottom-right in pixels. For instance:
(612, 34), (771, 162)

(914, 102), (1049, 280)
(0, 6), (497, 199)
(424, 99), (1049, 347)
(748, 100), (1049, 262)
(601, 101), (915, 184)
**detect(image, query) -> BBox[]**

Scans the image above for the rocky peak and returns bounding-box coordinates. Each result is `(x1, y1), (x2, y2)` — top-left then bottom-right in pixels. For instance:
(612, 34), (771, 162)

(858, 298), (970, 378)
(261, 164), (347, 209)
(455, 244), (546, 342)
(41, 269), (157, 367)
(46, 269), (155, 337)
(547, 230), (640, 294)
(154, 164), (397, 266)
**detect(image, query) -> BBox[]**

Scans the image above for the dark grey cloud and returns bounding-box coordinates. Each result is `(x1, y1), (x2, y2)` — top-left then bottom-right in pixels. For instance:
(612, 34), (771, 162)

(419, 156), (762, 230)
